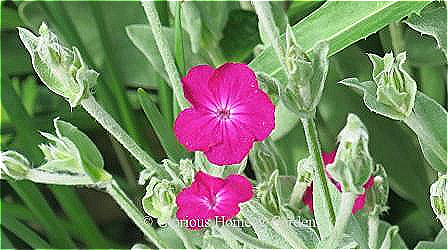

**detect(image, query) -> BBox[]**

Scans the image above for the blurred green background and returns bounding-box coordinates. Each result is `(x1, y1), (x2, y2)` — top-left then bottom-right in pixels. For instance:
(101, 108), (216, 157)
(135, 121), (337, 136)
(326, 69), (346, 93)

(1, 1), (446, 248)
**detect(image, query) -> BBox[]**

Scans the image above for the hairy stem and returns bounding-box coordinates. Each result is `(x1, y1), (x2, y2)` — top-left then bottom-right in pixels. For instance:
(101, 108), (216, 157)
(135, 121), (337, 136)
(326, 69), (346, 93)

(105, 180), (166, 248)
(141, 0), (189, 110)
(301, 118), (336, 224)
(81, 95), (161, 172)
(368, 215), (380, 249)
(389, 22), (411, 73)
(333, 192), (356, 247)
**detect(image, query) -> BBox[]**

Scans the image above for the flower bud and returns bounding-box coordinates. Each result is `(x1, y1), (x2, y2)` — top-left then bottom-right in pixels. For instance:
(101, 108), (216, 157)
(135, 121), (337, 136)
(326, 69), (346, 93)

(0, 151), (31, 180)
(368, 52), (416, 118)
(365, 164), (390, 216)
(38, 118), (110, 182)
(280, 24), (329, 117)
(249, 137), (287, 181)
(178, 159), (197, 186)
(18, 23), (98, 108)
(327, 114), (374, 194)
(142, 177), (177, 224)
(256, 170), (280, 215)
(430, 174), (447, 230)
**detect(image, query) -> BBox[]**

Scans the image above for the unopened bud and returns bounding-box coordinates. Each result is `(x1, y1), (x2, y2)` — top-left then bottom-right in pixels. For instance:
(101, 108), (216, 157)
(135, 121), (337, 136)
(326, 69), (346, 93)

(249, 138), (287, 181)
(142, 177), (177, 224)
(0, 151), (31, 180)
(280, 24), (329, 117)
(18, 23), (98, 108)
(430, 174), (447, 230)
(366, 164), (389, 215)
(327, 114), (374, 194)
(368, 52), (416, 118)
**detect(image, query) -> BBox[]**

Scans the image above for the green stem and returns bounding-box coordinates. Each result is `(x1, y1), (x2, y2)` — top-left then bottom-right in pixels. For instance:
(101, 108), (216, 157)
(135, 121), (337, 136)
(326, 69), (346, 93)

(141, 1), (189, 110)
(368, 215), (380, 249)
(80, 95), (161, 172)
(301, 118), (336, 224)
(105, 180), (166, 248)
(333, 192), (356, 247)
(389, 22), (411, 73)
(167, 219), (194, 249)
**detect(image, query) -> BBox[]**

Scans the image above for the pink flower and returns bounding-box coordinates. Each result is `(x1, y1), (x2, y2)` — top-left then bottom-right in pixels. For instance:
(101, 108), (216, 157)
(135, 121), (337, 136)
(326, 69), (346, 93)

(176, 171), (253, 230)
(302, 151), (375, 214)
(174, 63), (275, 166)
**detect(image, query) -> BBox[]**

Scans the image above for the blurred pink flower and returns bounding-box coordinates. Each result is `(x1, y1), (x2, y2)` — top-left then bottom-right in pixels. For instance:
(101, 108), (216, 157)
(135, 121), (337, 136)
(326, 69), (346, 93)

(302, 151), (375, 214)
(174, 63), (275, 166)
(176, 171), (253, 230)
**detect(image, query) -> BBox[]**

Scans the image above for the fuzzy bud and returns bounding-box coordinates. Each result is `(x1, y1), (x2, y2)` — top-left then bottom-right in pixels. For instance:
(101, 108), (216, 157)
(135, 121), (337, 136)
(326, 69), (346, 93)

(0, 151), (31, 180)
(142, 177), (177, 224)
(430, 174), (447, 230)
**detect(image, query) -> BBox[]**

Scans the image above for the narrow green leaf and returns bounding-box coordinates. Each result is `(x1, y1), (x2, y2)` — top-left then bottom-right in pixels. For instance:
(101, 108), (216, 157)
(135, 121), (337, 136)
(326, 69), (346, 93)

(403, 92), (447, 173)
(1, 229), (14, 249)
(174, 1), (186, 76)
(1, 216), (51, 249)
(137, 89), (189, 161)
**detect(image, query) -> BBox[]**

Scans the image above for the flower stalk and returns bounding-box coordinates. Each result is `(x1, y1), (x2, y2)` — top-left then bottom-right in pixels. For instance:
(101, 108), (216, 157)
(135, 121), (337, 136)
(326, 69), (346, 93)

(333, 192), (357, 247)
(80, 96), (161, 172)
(368, 214), (379, 249)
(105, 180), (167, 248)
(302, 118), (337, 224)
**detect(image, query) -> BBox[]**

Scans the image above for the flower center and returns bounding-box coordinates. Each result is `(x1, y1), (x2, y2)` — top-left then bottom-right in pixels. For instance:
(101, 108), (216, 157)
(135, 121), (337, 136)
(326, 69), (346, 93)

(215, 108), (231, 120)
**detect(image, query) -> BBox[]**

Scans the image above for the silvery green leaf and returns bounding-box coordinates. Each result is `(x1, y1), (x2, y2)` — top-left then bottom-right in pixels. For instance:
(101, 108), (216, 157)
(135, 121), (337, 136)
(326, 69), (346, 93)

(379, 225), (399, 249)
(405, 1), (447, 57)
(415, 228), (447, 249)
(168, 1), (202, 53)
(403, 92), (447, 173)
(195, 1), (232, 43)
(239, 200), (292, 248)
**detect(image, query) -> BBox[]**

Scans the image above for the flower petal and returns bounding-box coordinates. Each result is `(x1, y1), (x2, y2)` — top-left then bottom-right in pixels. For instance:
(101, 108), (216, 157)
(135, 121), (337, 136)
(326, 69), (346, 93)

(174, 108), (221, 151)
(204, 120), (256, 165)
(231, 90), (275, 141)
(222, 174), (254, 203)
(322, 151), (336, 165)
(302, 185), (314, 212)
(176, 188), (211, 230)
(181, 65), (216, 109)
(208, 63), (259, 108)
(352, 193), (367, 214)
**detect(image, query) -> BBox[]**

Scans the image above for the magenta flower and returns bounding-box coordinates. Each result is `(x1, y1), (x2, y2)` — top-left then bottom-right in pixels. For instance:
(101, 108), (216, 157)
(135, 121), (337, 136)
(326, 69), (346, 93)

(174, 63), (275, 166)
(176, 171), (253, 230)
(302, 151), (375, 214)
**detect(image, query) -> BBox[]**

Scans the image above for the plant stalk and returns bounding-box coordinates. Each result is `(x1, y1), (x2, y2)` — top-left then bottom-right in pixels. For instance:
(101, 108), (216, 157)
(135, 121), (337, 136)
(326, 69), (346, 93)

(105, 180), (166, 248)
(141, 0), (189, 110)
(368, 215), (380, 249)
(81, 95), (161, 172)
(301, 118), (336, 224)
(333, 192), (356, 247)
(167, 219), (194, 249)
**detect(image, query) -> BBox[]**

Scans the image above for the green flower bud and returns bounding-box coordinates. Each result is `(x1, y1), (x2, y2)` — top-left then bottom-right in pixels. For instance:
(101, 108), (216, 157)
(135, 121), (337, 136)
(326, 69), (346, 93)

(365, 164), (390, 216)
(256, 170), (280, 215)
(280, 24), (329, 117)
(37, 118), (110, 182)
(18, 23), (98, 108)
(289, 156), (314, 209)
(142, 177), (177, 224)
(249, 137), (287, 181)
(327, 114), (374, 194)
(178, 159), (197, 186)
(369, 52), (416, 117)
(0, 151), (31, 180)
(430, 174), (447, 230)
